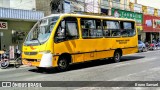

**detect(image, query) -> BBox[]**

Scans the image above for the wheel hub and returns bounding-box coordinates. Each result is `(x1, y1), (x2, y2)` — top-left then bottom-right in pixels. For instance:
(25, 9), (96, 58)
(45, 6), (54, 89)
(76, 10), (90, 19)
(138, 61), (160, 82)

(115, 53), (120, 61)
(59, 60), (67, 69)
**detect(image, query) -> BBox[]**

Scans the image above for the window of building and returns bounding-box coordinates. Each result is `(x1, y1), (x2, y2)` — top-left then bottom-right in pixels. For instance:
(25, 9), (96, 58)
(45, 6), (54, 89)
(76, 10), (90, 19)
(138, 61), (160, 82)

(113, 0), (120, 2)
(103, 20), (120, 37)
(112, 0), (121, 9)
(81, 18), (103, 38)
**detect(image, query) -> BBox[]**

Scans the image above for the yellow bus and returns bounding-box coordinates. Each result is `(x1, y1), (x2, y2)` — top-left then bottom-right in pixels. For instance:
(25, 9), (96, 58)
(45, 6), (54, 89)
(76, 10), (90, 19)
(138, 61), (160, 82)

(22, 13), (138, 71)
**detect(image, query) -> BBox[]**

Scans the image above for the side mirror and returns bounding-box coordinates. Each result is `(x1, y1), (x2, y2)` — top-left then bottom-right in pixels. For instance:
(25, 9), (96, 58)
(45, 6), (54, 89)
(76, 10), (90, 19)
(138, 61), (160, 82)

(61, 20), (65, 29)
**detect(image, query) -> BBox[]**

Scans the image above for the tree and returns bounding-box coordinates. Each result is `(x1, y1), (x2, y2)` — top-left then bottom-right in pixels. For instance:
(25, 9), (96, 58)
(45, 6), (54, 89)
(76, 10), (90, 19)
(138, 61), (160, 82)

(50, 0), (62, 13)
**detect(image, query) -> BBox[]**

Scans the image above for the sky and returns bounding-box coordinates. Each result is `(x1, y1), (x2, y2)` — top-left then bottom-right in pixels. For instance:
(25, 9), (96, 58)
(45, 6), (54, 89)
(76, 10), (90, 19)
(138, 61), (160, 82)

(137, 0), (160, 9)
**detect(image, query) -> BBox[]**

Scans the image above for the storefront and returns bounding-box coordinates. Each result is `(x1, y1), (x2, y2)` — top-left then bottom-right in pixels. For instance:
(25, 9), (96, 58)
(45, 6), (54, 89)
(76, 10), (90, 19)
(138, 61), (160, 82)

(0, 7), (44, 50)
(143, 14), (160, 43)
(111, 8), (143, 40)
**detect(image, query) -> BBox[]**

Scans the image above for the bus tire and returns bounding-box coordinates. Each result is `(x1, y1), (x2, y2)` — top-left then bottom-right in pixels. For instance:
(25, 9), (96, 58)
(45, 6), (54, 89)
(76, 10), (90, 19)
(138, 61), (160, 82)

(113, 50), (121, 63)
(57, 56), (69, 71)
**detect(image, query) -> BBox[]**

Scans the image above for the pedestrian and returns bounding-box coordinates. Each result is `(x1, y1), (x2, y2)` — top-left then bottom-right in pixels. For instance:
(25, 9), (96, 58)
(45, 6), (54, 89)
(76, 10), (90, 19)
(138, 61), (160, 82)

(15, 45), (21, 58)
(2, 45), (6, 51)
(157, 38), (160, 42)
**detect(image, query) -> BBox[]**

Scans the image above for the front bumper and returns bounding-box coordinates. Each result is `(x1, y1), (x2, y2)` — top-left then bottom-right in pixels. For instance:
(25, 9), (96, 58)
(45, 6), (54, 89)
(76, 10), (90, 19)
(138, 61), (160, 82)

(22, 53), (58, 68)
(22, 52), (42, 67)
(22, 59), (40, 67)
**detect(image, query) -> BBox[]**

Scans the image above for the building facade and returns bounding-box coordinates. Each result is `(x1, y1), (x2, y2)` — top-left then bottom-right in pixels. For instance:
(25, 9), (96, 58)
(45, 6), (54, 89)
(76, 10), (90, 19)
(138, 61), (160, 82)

(35, 0), (51, 16)
(0, 7), (44, 50)
(0, 0), (36, 10)
(133, 0), (160, 43)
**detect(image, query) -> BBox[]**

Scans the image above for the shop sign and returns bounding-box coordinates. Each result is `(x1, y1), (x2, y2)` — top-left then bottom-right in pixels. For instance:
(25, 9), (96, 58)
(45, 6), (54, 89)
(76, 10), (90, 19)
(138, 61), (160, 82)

(111, 8), (143, 25)
(143, 14), (153, 32)
(143, 14), (160, 32)
(153, 19), (160, 29)
(0, 22), (8, 29)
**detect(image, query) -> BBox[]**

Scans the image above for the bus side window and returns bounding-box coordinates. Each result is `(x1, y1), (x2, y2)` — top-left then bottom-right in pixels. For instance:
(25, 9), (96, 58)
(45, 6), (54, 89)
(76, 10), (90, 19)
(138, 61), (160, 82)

(81, 19), (102, 38)
(65, 17), (78, 40)
(96, 20), (103, 37)
(81, 19), (91, 38)
(103, 20), (120, 37)
(66, 22), (78, 39)
(120, 21), (135, 37)
(103, 21), (110, 37)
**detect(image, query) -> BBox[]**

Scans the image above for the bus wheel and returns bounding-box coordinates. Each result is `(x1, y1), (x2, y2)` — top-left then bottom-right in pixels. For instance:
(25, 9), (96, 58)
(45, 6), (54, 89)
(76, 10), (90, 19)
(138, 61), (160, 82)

(113, 51), (121, 63)
(58, 56), (69, 71)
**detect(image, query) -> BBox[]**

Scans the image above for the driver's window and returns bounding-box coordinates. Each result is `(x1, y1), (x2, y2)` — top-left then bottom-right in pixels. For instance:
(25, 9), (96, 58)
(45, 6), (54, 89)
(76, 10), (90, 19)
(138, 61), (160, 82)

(54, 25), (65, 42)
(54, 17), (79, 42)
(57, 26), (65, 38)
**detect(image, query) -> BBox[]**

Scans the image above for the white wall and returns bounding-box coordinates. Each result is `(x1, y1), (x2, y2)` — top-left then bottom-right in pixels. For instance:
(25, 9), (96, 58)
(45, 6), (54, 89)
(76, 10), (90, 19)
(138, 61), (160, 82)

(10, 0), (36, 10)
(137, 0), (160, 9)
(0, 0), (10, 8)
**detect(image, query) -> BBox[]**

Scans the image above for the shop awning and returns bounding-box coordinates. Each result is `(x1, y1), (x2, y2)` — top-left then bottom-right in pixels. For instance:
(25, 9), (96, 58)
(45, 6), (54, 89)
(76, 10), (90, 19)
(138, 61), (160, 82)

(0, 7), (44, 21)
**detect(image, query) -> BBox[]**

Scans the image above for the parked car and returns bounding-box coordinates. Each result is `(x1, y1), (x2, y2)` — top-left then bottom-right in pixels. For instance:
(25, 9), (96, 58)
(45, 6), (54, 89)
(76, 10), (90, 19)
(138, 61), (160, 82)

(156, 41), (160, 49)
(138, 40), (147, 52)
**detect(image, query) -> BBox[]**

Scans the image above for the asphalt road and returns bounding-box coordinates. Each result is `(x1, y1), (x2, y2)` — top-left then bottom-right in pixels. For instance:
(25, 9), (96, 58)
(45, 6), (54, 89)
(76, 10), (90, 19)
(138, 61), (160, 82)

(1, 50), (160, 90)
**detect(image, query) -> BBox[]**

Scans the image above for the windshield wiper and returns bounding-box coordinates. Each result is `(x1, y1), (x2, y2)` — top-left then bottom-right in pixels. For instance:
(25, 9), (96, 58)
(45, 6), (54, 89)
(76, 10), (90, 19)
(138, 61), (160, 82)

(32, 38), (41, 45)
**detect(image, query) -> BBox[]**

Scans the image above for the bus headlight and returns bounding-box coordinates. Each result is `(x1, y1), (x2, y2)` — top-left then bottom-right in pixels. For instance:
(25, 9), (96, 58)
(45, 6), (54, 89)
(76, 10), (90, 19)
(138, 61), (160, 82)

(39, 50), (51, 54)
(37, 59), (41, 62)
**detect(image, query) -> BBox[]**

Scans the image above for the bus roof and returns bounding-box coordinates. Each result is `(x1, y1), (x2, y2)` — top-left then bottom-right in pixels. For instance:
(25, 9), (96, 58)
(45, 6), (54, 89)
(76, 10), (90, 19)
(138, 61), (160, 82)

(43, 13), (135, 22)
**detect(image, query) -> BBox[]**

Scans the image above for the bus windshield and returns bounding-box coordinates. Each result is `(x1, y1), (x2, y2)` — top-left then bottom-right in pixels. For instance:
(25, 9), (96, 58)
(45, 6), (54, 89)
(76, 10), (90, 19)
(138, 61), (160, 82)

(24, 16), (59, 46)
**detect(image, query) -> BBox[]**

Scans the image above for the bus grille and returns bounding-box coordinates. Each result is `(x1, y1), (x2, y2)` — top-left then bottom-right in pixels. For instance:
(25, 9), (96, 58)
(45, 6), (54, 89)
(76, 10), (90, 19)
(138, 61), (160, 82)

(26, 59), (37, 62)
(24, 52), (37, 55)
